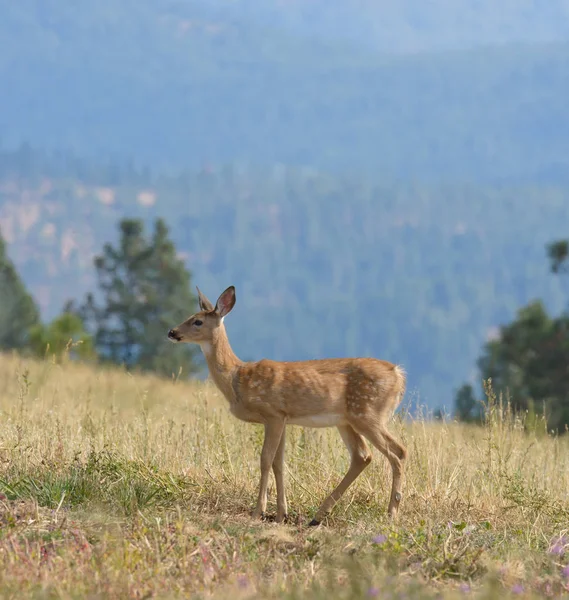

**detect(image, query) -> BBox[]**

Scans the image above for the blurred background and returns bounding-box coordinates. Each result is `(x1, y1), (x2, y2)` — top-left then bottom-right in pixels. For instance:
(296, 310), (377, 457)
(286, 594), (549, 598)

(2, 0), (569, 426)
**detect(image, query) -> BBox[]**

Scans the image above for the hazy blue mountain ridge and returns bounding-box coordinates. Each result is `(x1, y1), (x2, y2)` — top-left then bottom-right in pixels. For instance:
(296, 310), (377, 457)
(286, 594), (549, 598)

(2, 3), (569, 182)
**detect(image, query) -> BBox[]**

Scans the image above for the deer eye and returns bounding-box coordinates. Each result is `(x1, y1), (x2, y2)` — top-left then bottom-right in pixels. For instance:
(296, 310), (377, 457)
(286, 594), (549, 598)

(194, 319), (203, 327)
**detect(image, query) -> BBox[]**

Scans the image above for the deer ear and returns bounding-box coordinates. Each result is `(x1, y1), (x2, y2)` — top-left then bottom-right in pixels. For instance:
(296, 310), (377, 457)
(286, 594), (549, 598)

(215, 286), (236, 318)
(196, 286), (214, 312)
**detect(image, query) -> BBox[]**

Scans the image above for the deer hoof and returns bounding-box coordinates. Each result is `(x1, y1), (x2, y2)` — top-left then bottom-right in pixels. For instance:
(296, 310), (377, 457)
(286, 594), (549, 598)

(308, 519), (321, 527)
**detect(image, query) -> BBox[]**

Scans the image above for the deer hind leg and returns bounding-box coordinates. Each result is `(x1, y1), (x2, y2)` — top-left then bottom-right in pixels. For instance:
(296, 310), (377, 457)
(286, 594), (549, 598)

(252, 419), (286, 520)
(272, 428), (288, 523)
(352, 420), (407, 519)
(309, 424), (372, 526)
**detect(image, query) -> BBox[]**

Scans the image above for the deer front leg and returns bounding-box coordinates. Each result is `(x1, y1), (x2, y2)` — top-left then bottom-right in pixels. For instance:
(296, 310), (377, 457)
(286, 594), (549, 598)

(252, 419), (286, 520)
(272, 428), (287, 523)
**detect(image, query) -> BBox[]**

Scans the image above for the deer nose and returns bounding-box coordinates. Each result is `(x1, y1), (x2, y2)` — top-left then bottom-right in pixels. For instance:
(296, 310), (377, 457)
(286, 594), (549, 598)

(168, 329), (178, 340)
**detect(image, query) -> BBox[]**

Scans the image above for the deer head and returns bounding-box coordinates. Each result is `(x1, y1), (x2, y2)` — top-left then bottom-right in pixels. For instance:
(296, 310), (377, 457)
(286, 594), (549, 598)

(167, 285), (236, 345)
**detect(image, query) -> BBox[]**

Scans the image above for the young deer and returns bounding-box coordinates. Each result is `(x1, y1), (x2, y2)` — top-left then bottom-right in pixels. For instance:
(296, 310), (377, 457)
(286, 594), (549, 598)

(168, 285), (407, 525)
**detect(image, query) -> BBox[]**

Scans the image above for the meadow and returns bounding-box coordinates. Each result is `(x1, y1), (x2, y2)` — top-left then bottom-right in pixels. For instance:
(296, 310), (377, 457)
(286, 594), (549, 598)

(0, 352), (568, 599)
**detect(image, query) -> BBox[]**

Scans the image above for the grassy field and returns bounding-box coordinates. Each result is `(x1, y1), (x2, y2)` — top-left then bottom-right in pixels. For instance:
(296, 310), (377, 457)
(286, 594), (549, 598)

(1, 353), (569, 599)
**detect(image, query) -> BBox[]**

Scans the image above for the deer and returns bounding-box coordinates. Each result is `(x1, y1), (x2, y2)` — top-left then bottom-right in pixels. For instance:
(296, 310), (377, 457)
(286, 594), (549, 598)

(168, 285), (407, 526)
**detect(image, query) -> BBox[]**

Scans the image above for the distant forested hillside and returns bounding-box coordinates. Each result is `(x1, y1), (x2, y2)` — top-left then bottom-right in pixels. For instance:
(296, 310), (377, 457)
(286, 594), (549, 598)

(2, 2), (569, 182)
(2, 148), (569, 410)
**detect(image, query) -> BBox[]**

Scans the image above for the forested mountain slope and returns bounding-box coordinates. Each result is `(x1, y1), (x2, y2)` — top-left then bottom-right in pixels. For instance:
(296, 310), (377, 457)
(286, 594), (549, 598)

(2, 2), (569, 182)
(2, 150), (569, 410)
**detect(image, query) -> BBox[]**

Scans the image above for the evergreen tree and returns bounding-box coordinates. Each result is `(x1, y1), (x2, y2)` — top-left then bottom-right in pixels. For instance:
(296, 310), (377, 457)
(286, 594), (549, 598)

(0, 230), (40, 350)
(548, 240), (569, 274)
(80, 218), (201, 377)
(453, 383), (481, 423)
(457, 240), (569, 433)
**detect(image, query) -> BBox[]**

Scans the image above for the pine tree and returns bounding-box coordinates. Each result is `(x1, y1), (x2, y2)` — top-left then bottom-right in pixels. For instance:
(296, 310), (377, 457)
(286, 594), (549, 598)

(0, 230), (40, 350)
(455, 238), (569, 433)
(80, 218), (201, 377)
(453, 383), (481, 423)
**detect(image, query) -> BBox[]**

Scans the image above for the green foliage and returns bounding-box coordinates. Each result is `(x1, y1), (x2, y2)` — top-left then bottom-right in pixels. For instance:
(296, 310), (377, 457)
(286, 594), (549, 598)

(0, 448), (193, 517)
(458, 241), (569, 433)
(28, 311), (95, 361)
(477, 305), (569, 433)
(477, 302), (553, 413)
(78, 217), (201, 377)
(548, 239), (569, 274)
(454, 384), (481, 423)
(0, 230), (40, 351)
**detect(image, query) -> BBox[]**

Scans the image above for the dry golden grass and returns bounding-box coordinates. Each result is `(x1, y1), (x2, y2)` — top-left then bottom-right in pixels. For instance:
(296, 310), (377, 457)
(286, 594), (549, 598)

(1, 351), (569, 599)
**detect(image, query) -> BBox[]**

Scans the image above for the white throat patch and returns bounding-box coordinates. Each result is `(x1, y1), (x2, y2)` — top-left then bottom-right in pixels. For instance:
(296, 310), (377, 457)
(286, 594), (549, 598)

(201, 341), (213, 356)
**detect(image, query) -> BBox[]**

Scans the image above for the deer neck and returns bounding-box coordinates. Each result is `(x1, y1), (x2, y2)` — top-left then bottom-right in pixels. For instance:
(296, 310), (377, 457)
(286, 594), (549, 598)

(200, 323), (243, 402)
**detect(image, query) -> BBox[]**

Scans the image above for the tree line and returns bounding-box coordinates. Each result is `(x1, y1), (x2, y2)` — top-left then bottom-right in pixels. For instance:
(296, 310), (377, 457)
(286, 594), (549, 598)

(0, 218), (201, 378)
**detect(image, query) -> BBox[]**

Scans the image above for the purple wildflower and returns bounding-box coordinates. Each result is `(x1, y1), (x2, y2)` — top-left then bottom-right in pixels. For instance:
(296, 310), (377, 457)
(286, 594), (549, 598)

(511, 583), (524, 595)
(237, 575), (249, 589)
(459, 583), (471, 593)
(372, 534), (387, 544)
(549, 535), (568, 556)
(367, 587), (379, 597)
(562, 565), (569, 579)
